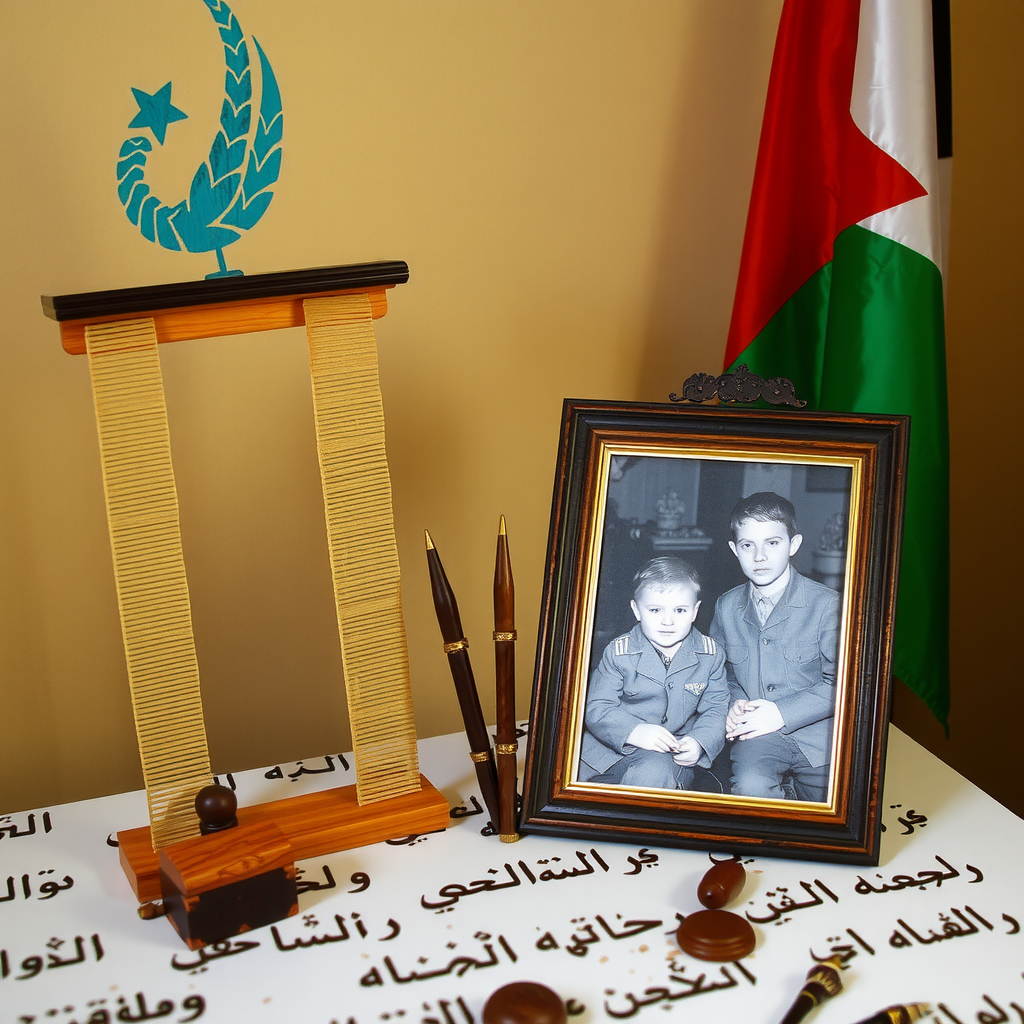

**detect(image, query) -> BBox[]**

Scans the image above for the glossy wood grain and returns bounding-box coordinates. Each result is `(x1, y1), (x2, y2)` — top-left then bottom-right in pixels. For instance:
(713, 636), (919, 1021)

(119, 775), (449, 903)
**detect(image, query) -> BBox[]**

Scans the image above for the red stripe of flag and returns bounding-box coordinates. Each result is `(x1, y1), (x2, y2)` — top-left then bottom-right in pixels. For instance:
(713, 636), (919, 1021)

(725, 0), (926, 367)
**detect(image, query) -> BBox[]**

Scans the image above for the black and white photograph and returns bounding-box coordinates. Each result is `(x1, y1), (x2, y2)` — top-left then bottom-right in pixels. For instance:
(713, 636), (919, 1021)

(578, 454), (851, 807)
(522, 400), (908, 864)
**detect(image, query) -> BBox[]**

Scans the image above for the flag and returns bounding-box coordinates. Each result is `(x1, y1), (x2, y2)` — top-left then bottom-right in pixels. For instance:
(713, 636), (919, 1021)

(725, 0), (950, 726)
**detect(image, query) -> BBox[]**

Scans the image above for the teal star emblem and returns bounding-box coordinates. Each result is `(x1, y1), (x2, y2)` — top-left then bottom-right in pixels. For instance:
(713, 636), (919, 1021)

(128, 82), (188, 145)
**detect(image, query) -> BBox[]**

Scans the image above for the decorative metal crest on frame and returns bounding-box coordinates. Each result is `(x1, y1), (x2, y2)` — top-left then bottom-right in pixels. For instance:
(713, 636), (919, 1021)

(669, 365), (806, 408)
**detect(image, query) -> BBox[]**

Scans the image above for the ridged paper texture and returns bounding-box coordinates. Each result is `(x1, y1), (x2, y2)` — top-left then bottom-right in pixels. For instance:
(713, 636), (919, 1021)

(85, 318), (211, 849)
(304, 294), (421, 804)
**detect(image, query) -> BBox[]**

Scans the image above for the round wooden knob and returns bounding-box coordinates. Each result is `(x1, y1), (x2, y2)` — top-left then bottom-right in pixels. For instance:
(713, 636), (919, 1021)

(676, 909), (756, 962)
(194, 785), (237, 830)
(697, 858), (746, 909)
(482, 982), (567, 1024)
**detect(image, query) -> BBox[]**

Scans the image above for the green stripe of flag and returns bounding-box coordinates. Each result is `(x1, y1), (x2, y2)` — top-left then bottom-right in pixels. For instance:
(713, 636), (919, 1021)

(731, 224), (949, 726)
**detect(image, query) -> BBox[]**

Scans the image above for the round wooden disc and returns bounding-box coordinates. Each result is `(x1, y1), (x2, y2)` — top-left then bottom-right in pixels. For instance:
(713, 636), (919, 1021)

(482, 982), (567, 1024)
(675, 909), (756, 962)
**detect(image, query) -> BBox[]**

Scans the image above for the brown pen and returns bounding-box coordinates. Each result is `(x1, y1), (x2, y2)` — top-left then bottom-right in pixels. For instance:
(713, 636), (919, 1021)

(424, 530), (501, 831)
(777, 956), (843, 1024)
(493, 515), (520, 843)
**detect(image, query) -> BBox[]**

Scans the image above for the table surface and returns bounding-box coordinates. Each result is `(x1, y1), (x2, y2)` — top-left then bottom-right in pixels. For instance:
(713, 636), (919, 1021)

(1, 725), (1022, 1024)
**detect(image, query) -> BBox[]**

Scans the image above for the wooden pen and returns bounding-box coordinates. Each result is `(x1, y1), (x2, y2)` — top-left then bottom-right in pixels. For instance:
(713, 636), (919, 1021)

(424, 530), (501, 830)
(493, 515), (520, 843)
(777, 956), (844, 1024)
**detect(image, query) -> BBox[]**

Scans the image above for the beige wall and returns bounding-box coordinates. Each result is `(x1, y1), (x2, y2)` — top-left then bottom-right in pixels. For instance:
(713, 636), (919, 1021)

(1, 2), (1019, 819)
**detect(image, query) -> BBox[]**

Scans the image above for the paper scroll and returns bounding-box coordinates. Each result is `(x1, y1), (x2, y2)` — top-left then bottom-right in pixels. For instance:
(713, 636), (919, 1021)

(303, 294), (421, 804)
(85, 318), (211, 849)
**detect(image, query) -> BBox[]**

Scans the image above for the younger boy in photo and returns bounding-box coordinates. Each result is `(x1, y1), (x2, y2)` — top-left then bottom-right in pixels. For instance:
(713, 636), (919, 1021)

(709, 492), (841, 802)
(580, 556), (729, 790)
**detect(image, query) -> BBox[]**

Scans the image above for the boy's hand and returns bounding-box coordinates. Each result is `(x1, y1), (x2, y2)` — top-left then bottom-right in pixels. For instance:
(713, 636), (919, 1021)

(726, 699), (752, 737)
(672, 736), (703, 767)
(727, 699), (785, 740)
(625, 723), (679, 752)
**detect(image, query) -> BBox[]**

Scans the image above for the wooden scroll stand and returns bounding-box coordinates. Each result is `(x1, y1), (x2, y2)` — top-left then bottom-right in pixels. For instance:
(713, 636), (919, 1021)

(42, 263), (449, 940)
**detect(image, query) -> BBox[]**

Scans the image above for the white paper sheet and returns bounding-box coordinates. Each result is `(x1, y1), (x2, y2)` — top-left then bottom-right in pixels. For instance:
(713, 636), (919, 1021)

(2, 726), (1022, 1024)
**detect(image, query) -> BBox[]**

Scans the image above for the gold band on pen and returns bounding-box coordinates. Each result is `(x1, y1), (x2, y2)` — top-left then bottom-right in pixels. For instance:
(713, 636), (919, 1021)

(499, 832), (522, 844)
(492, 630), (517, 642)
(805, 963), (842, 999)
(469, 750), (490, 763)
(495, 742), (518, 755)
(443, 638), (469, 654)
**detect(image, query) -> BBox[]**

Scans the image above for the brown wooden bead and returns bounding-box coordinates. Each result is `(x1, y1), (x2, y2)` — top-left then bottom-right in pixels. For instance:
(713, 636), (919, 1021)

(697, 858), (746, 909)
(482, 981), (567, 1024)
(194, 785), (237, 830)
(675, 909), (756, 962)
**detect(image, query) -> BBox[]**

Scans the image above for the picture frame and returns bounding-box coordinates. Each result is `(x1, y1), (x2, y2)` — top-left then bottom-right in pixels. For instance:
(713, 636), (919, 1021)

(521, 400), (908, 865)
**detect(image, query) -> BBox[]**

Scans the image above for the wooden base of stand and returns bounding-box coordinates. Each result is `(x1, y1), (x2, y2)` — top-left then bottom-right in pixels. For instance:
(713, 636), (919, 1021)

(119, 775), (449, 904)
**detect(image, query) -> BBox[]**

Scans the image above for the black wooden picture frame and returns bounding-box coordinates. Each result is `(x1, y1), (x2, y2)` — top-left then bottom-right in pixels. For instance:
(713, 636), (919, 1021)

(521, 400), (908, 865)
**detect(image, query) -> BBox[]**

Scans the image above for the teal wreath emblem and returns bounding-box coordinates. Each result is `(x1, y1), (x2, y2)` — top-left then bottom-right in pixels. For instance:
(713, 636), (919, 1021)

(116, 0), (283, 278)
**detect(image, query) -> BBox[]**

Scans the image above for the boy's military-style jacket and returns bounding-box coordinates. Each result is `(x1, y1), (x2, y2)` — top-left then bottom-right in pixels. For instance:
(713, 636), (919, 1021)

(709, 569), (840, 768)
(581, 623), (729, 778)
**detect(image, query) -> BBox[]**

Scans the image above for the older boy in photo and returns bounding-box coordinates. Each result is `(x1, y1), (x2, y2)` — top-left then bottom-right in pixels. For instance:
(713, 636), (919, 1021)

(580, 557), (729, 790)
(710, 492), (841, 802)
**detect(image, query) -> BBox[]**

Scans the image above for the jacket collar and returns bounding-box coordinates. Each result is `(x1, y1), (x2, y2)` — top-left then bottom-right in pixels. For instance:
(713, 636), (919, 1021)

(743, 568), (807, 629)
(627, 623), (699, 680)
